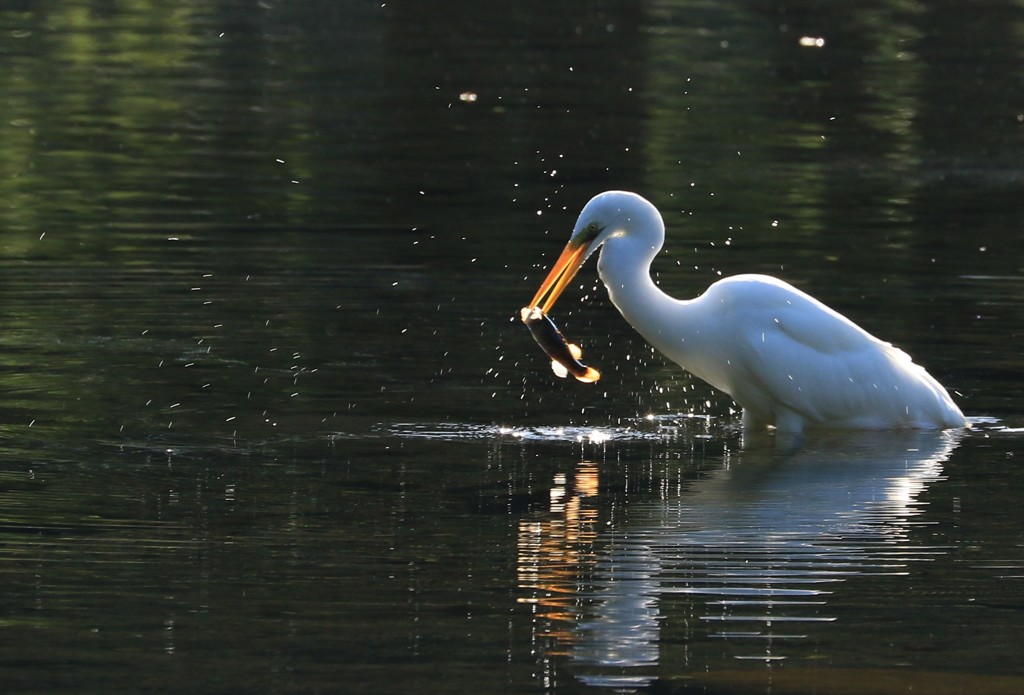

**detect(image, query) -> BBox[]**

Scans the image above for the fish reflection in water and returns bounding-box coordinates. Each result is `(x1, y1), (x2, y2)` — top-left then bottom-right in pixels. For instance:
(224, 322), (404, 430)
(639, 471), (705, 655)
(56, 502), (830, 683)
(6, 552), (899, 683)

(516, 430), (964, 689)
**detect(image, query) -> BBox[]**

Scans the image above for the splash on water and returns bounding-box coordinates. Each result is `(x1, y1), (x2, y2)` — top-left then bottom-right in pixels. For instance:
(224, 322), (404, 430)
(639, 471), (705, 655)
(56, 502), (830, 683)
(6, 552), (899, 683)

(380, 414), (716, 443)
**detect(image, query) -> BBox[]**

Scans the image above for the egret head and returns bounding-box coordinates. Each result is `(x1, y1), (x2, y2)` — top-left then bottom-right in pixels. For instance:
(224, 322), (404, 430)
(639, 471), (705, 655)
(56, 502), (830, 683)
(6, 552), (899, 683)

(529, 191), (664, 313)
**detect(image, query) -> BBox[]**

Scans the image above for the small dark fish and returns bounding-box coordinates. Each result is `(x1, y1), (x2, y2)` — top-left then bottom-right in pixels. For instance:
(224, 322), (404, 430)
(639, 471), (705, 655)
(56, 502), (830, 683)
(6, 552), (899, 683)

(520, 306), (601, 383)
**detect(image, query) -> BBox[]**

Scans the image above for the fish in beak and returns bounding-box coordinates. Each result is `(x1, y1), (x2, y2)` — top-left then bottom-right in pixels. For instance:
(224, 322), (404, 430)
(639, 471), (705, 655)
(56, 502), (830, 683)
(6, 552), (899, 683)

(520, 307), (600, 383)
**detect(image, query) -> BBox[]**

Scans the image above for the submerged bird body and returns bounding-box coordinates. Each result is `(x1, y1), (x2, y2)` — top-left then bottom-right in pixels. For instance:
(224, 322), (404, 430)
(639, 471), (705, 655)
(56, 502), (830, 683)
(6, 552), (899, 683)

(528, 191), (966, 433)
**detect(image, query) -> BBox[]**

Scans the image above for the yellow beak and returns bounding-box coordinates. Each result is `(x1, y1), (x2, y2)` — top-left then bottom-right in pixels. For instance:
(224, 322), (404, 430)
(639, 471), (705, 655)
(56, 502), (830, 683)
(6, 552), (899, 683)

(528, 240), (591, 313)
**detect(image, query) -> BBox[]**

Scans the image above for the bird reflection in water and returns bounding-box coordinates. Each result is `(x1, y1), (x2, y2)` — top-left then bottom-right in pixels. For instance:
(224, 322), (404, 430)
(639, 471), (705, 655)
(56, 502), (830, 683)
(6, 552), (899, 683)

(516, 462), (603, 658)
(515, 430), (964, 690)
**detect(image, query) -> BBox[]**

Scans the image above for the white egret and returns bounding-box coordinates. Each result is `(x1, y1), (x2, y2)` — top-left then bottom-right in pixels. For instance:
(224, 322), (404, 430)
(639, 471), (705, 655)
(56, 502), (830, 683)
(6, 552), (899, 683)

(527, 191), (966, 433)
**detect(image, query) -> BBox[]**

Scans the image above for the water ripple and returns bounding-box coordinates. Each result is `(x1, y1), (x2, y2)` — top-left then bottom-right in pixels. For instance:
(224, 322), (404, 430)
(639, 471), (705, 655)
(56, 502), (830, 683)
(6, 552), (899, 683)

(381, 414), (716, 443)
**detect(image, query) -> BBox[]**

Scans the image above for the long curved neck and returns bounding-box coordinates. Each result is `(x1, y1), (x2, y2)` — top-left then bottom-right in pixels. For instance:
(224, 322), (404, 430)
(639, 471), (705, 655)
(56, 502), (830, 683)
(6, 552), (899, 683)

(596, 234), (687, 356)
(596, 235), (733, 396)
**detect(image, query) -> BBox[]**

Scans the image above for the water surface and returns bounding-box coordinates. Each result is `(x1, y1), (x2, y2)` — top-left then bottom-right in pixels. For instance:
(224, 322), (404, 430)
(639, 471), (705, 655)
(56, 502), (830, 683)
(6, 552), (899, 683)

(1, 1), (1023, 693)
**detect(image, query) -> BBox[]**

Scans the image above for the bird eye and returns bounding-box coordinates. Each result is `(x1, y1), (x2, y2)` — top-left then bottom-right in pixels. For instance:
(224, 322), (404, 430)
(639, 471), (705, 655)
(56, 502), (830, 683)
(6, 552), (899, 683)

(584, 222), (601, 238)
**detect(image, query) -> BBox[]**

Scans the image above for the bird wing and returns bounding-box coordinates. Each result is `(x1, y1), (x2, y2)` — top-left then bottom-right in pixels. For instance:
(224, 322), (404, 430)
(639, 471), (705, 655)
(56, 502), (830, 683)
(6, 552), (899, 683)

(710, 276), (924, 426)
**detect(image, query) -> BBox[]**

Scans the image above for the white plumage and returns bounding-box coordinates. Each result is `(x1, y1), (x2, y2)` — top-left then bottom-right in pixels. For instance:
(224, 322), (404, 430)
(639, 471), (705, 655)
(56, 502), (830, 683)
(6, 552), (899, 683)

(528, 191), (966, 433)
